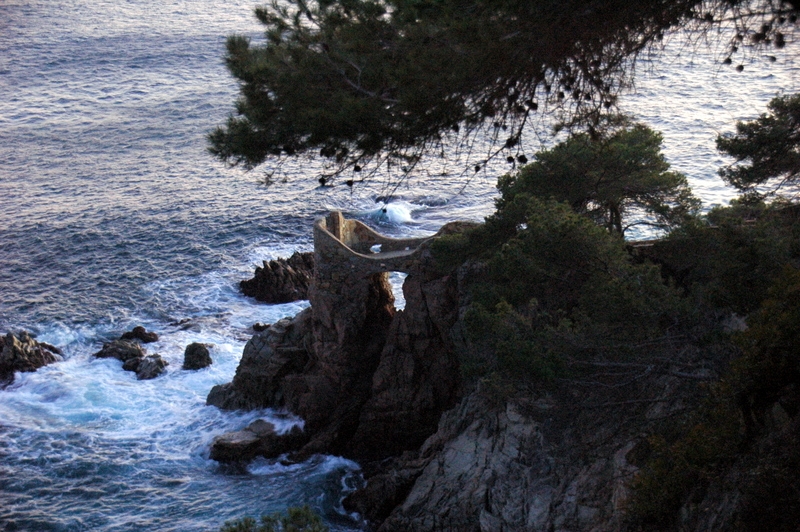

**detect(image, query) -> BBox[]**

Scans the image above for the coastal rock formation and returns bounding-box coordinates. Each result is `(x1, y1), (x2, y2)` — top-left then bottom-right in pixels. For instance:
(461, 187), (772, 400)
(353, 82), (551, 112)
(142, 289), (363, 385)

(120, 325), (159, 343)
(240, 251), (315, 303)
(183, 342), (212, 370)
(206, 314), (313, 411)
(0, 331), (61, 386)
(210, 212), (719, 530)
(345, 382), (680, 532)
(209, 212), (473, 460)
(94, 340), (167, 379)
(94, 339), (146, 362)
(123, 354), (169, 380)
(210, 419), (307, 462)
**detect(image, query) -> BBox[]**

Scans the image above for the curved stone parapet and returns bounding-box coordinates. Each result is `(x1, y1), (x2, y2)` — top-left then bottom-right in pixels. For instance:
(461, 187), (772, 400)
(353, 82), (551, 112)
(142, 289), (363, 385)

(314, 211), (433, 292)
(313, 211), (433, 282)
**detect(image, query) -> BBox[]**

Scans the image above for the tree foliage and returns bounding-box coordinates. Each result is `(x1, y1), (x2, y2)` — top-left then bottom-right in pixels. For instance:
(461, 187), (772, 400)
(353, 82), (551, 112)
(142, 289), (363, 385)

(628, 266), (800, 530)
(435, 197), (687, 383)
(209, 0), (798, 179)
(648, 200), (800, 314)
(495, 120), (699, 235)
(717, 93), (800, 200)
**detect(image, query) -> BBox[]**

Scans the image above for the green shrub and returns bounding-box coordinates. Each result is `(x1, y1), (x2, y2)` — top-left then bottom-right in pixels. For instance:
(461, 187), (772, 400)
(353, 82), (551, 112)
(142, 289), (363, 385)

(627, 267), (800, 529)
(626, 384), (743, 528)
(449, 198), (687, 385)
(649, 201), (800, 315)
(732, 266), (800, 436)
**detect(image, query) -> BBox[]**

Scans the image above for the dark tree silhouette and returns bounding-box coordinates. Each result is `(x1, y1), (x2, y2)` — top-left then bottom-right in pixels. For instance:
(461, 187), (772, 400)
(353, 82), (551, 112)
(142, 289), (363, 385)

(495, 119), (700, 235)
(717, 93), (800, 200)
(209, 0), (799, 181)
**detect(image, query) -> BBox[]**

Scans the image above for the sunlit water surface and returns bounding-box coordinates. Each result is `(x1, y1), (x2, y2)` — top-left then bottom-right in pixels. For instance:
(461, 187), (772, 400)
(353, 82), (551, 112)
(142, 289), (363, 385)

(1, 1), (797, 530)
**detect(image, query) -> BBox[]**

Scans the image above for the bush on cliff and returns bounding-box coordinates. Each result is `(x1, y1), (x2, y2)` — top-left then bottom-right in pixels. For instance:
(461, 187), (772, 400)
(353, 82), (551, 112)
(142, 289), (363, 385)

(437, 197), (688, 384)
(432, 124), (695, 385)
(647, 200), (800, 315)
(628, 266), (800, 530)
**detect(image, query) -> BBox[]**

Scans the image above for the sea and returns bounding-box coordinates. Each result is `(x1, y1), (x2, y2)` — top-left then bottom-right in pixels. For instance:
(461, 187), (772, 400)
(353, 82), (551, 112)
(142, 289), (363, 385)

(0, 1), (797, 530)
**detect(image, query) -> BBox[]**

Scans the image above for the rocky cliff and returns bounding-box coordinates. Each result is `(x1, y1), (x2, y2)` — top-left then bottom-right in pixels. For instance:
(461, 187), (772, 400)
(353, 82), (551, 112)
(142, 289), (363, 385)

(206, 212), (736, 531)
(208, 213), (469, 460)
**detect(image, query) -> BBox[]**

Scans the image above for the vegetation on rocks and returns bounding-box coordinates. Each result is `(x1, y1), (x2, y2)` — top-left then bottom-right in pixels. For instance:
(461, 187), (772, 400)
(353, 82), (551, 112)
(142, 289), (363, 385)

(429, 103), (800, 529)
(433, 123), (692, 385)
(628, 267), (800, 530)
(209, 4), (800, 514)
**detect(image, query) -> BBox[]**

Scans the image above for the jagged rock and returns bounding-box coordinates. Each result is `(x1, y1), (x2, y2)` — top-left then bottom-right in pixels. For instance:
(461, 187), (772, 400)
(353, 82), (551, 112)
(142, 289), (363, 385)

(345, 390), (648, 532)
(210, 420), (307, 462)
(207, 314), (312, 410)
(123, 354), (168, 380)
(240, 251), (315, 303)
(209, 429), (261, 462)
(183, 343), (212, 370)
(209, 213), (467, 460)
(0, 332), (61, 386)
(94, 339), (146, 362)
(95, 339), (166, 379)
(120, 325), (159, 343)
(137, 354), (168, 380)
(364, 395), (545, 531)
(252, 322), (270, 332)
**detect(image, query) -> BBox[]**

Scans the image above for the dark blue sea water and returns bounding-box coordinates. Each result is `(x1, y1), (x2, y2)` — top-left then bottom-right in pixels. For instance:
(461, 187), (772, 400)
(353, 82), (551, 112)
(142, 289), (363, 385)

(0, 1), (797, 530)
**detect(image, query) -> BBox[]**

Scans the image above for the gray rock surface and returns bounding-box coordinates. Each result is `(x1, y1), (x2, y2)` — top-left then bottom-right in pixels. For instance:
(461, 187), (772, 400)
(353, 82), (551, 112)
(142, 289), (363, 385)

(123, 354), (168, 380)
(94, 339), (146, 362)
(346, 390), (645, 532)
(0, 331), (61, 386)
(210, 420), (307, 462)
(240, 251), (315, 303)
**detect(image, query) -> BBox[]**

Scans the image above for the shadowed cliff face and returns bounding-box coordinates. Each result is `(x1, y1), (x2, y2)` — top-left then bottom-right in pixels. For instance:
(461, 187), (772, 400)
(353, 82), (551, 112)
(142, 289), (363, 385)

(207, 215), (469, 460)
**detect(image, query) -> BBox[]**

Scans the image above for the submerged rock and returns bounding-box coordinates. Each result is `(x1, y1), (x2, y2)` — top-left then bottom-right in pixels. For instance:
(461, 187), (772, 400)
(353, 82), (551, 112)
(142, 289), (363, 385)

(0, 331), (61, 386)
(123, 354), (168, 380)
(120, 325), (159, 343)
(183, 343), (212, 370)
(95, 340), (167, 379)
(209, 419), (307, 462)
(240, 251), (315, 303)
(93, 339), (146, 362)
(170, 318), (201, 332)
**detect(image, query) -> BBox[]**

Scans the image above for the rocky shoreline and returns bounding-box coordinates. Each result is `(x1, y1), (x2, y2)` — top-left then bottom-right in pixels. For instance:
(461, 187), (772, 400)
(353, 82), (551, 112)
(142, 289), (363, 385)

(205, 212), (708, 531)
(4, 212), (769, 531)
